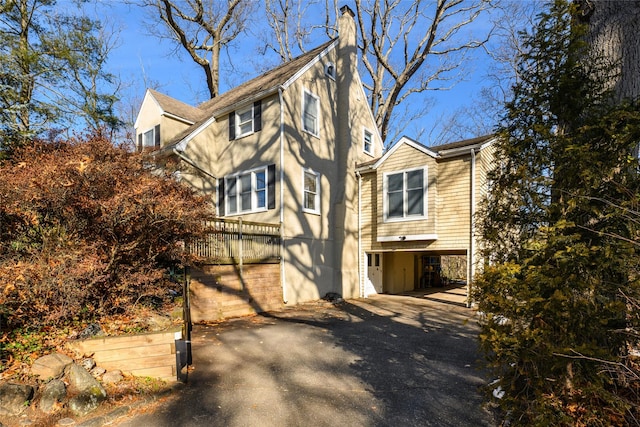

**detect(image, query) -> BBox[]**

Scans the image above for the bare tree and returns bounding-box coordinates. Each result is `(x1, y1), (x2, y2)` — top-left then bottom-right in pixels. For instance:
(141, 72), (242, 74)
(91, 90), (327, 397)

(431, 0), (540, 144)
(257, 0), (338, 63)
(354, 0), (494, 143)
(262, 0), (311, 62)
(140, 0), (253, 99)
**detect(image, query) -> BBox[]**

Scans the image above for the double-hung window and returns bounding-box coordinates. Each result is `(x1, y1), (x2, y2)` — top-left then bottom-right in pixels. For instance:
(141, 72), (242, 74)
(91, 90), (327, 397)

(302, 169), (320, 214)
(229, 101), (261, 140)
(384, 167), (427, 221)
(302, 89), (319, 136)
(225, 167), (267, 215)
(236, 105), (254, 137)
(363, 128), (373, 155)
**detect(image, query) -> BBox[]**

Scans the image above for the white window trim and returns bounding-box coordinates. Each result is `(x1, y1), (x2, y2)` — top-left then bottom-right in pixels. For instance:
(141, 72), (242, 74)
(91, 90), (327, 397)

(363, 127), (374, 156)
(382, 166), (428, 223)
(302, 88), (320, 137)
(225, 166), (268, 216)
(324, 62), (336, 80)
(235, 104), (254, 138)
(302, 168), (321, 215)
(142, 127), (156, 148)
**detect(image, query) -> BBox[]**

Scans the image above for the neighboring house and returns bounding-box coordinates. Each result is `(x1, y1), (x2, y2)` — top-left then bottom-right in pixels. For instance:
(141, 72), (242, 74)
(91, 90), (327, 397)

(134, 6), (384, 306)
(356, 135), (496, 301)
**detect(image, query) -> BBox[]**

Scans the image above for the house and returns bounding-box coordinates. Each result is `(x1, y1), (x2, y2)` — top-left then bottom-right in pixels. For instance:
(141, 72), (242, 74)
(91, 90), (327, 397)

(356, 135), (496, 301)
(134, 6), (385, 306)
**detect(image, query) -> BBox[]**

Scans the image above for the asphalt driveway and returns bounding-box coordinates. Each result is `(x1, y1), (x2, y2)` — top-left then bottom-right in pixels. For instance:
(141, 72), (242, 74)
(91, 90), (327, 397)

(116, 290), (495, 426)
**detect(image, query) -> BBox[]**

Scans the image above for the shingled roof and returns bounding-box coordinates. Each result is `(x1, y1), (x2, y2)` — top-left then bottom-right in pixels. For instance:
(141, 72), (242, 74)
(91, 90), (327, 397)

(159, 39), (336, 149)
(198, 39), (335, 116)
(148, 88), (206, 123)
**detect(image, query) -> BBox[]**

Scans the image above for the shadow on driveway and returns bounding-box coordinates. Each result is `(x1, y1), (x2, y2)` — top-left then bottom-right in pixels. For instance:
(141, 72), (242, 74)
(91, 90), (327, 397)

(116, 294), (494, 427)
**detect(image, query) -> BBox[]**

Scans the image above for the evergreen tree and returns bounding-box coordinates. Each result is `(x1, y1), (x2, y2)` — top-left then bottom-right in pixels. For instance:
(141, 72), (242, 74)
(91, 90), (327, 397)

(473, 0), (640, 424)
(0, 0), (121, 154)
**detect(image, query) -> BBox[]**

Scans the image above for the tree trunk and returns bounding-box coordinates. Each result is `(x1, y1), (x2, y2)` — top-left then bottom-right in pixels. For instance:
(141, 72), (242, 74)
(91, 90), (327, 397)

(580, 0), (640, 102)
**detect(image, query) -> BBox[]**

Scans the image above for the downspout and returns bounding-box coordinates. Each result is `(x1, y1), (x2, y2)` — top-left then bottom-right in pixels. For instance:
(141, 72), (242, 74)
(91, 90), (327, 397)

(356, 170), (363, 297)
(469, 148), (476, 308)
(278, 87), (287, 304)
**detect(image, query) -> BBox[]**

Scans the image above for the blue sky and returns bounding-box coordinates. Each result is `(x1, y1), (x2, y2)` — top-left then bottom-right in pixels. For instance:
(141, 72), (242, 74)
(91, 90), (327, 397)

(86, 0), (510, 146)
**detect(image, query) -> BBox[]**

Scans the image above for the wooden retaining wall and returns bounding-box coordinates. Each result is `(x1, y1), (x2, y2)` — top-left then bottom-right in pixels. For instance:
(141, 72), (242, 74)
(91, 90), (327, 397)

(190, 263), (282, 322)
(67, 328), (182, 382)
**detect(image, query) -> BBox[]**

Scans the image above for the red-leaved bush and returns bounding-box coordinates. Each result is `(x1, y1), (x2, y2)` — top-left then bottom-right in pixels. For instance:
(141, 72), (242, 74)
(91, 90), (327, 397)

(0, 133), (212, 330)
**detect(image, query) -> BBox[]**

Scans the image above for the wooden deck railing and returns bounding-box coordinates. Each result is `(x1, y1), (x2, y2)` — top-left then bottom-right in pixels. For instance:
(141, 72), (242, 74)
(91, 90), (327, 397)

(188, 218), (281, 264)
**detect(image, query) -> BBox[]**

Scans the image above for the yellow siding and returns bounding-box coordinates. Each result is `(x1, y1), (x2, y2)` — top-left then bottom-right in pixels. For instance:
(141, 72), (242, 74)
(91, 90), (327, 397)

(375, 144), (437, 239)
(359, 142), (496, 258)
(433, 156), (471, 250)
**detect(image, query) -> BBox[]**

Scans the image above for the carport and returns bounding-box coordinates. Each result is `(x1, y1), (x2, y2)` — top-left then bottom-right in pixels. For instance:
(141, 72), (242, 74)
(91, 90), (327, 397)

(364, 250), (469, 297)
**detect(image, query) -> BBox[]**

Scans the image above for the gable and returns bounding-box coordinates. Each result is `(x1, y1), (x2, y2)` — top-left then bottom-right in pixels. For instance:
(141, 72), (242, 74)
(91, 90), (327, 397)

(370, 136), (438, 171)
(134, 90), (164, 131)
(377, 142), (438, 174)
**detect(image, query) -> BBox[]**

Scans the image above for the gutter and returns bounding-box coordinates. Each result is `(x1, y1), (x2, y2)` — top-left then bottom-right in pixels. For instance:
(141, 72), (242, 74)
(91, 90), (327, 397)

(278, 86), (287, 304)
(438, 143), (484, 159)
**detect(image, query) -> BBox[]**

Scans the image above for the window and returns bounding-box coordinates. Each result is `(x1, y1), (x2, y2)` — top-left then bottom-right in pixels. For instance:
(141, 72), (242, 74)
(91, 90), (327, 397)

(303, 169), (320, 214)
(229, 101), (261, 140)
(302, 89), (319, 136)
(384, 168), (427, 221)
(138, 124), (160, 151)
(363, 128), (373, 155)
(236, 106), (254, 137)
(143, 129), (154, 147)
(325, 62), (336, 80)
(225, 167), (268, 215)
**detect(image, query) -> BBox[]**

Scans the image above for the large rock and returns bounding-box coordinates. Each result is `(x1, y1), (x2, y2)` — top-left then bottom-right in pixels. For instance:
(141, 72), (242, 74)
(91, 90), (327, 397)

(66, 364), (107, 416)
(102, 370), (123, 384)
(0, 383), (34, 416)
(68, 391), (105, 417)
(78, 323), (105, 339)
(31, 353), (73, 380)
(38, 379), (66, 414)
